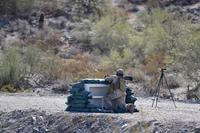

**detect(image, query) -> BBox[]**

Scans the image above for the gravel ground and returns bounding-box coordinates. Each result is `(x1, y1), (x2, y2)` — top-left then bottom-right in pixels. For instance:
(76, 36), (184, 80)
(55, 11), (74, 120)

(0, 93), (200, 132)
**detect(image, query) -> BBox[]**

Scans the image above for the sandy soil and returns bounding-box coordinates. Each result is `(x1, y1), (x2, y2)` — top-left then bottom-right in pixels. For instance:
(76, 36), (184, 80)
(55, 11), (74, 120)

(0, 93), (200, 133)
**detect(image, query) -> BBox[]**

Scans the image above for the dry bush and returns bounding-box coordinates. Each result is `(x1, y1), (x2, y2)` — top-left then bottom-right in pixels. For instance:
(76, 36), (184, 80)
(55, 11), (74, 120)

(40, 0), (58, 13)
(30, 30), (65, 54)
(38, 56), (62, 80)
(127, 68), (146, 83)
(142, 52), (169, 75)
(54, 53), (110, 82)
(146, 0), (161, 10)
(164, 75), (180, 89)
(56, 53), (99, 82)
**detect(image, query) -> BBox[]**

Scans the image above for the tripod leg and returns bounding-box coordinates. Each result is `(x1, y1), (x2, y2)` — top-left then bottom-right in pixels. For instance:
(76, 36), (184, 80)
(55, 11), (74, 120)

(155, 76), (163, 108)
(152, 87), (158, 107)
(152, 85), (158, 107)
(152, 76), (162, 107)
(163, 75), (177, 108)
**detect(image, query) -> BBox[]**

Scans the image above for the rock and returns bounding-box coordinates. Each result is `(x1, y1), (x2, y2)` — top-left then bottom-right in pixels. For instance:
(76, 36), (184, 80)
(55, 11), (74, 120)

(194, 127), (200, 133)
(0, 110), (127, 133)
(58, 46), (81, 59)
(48, 16), (67, 29)
(17, 19), (31, 34)
(59, 52), (72, 59)
(51, 80), (69, 94)
(0, 18), (9, 29)
(161, 0), (199, 6)
(1, 32), (20, 49)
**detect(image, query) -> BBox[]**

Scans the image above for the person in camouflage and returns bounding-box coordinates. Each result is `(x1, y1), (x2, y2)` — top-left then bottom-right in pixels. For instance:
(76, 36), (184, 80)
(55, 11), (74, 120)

(104, 69), (127, 112)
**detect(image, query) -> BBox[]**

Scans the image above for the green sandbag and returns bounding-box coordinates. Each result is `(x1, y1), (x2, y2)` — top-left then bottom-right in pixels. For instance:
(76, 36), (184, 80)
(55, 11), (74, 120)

(68, 103), (86, 108)
(70, 90), (90, 96)
(69, 88), (82, 94)
(67, 99), (89, 104)
(71, 82), (84, 89)
(66, 107), (92, 112)
(86, 103), (99, 109)
(67, 95), (73, 101)
(66, 107), (114, 113)
(68, 95), (89, 101)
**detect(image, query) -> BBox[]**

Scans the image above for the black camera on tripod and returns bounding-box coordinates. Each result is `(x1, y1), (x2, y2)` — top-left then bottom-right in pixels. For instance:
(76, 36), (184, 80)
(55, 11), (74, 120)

(161, 68), (166, 72)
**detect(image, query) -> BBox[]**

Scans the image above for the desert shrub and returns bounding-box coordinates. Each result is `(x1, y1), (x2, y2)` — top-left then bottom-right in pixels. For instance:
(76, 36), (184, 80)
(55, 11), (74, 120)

(51, 53), (110, 82)
(165, 75), (180, 89)
(142, 52), (169, 75)
(32, 29), (65, 54)
(177, 36), (200, 87)
(39, 56), (62, 80)
(0, 45), (61, 91)
(0, 47), (26, 88)
(127, 68), (146, 83)
(0, 84), (21, 93)
(58, 53), (97, 81)
(95, 8), (183, 73)
(71, 20), (93, 50)
(40, 0), (58, 13)
(146, 0), (161, 10)
(24, 45), (42, 73)
(91, 8), (132, 55)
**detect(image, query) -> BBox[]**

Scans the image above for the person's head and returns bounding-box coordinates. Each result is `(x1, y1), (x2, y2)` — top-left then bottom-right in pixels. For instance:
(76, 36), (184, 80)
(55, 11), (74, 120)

(116, 69), (124, 77)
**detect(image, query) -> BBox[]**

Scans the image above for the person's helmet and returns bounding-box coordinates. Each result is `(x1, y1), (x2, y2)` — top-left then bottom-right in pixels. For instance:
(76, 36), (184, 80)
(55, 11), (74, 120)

(116, 69), (124, 77)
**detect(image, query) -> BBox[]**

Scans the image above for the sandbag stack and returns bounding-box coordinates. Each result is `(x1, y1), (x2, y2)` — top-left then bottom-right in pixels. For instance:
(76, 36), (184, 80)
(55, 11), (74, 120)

(66, 79), (111, 112)
(66, 81), (90, 112)
(66, 79), (138, 113)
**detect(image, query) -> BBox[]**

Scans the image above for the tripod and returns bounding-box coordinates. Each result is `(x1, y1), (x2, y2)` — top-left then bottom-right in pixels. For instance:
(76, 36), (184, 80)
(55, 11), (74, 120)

(152, 69), (177, 108)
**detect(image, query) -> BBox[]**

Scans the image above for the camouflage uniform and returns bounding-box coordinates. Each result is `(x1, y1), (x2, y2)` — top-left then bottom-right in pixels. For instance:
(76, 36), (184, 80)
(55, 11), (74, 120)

(104, 69), (127, 111)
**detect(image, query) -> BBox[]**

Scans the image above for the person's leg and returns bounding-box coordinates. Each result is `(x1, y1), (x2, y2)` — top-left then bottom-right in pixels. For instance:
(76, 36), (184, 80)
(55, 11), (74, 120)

(103, 96), (113, 110)
(112, 96), (126, 112)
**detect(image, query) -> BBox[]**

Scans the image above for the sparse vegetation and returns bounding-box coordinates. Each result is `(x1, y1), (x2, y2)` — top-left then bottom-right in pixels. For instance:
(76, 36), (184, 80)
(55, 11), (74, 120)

(0, 47), (25, 89)
(0, 0), (200, 96)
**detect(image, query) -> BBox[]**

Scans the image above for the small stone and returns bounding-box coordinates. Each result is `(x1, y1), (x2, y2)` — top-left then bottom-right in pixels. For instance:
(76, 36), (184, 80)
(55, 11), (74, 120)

(194, 127), (200, 133)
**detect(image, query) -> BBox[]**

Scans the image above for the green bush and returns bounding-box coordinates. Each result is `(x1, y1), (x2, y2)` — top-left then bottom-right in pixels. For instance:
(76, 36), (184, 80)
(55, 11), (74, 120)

(71, 20), (93, 49)
(24, 45), (42, 73)
(0, 47), (25, 88)
(0, 84), (18, 93)
(39, 56), (61, 80)
(0, 45), (45, 91)
(91, 9), (132, 55)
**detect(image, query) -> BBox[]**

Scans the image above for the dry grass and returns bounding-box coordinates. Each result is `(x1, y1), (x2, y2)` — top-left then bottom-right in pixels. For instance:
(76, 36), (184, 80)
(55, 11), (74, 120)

(55, 53), (107, 82)
(127, 68), (146, 83)
(142, 52), (169, 75)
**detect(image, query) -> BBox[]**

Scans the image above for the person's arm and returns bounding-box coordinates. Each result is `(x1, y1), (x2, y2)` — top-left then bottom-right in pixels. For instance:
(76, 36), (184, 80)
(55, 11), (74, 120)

(105, 77), (113, 84)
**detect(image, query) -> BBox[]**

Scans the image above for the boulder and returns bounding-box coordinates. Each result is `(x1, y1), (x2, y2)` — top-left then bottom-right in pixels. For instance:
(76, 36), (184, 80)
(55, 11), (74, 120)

(48, 16), (67, 29)
(51, 80), (69, 94)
